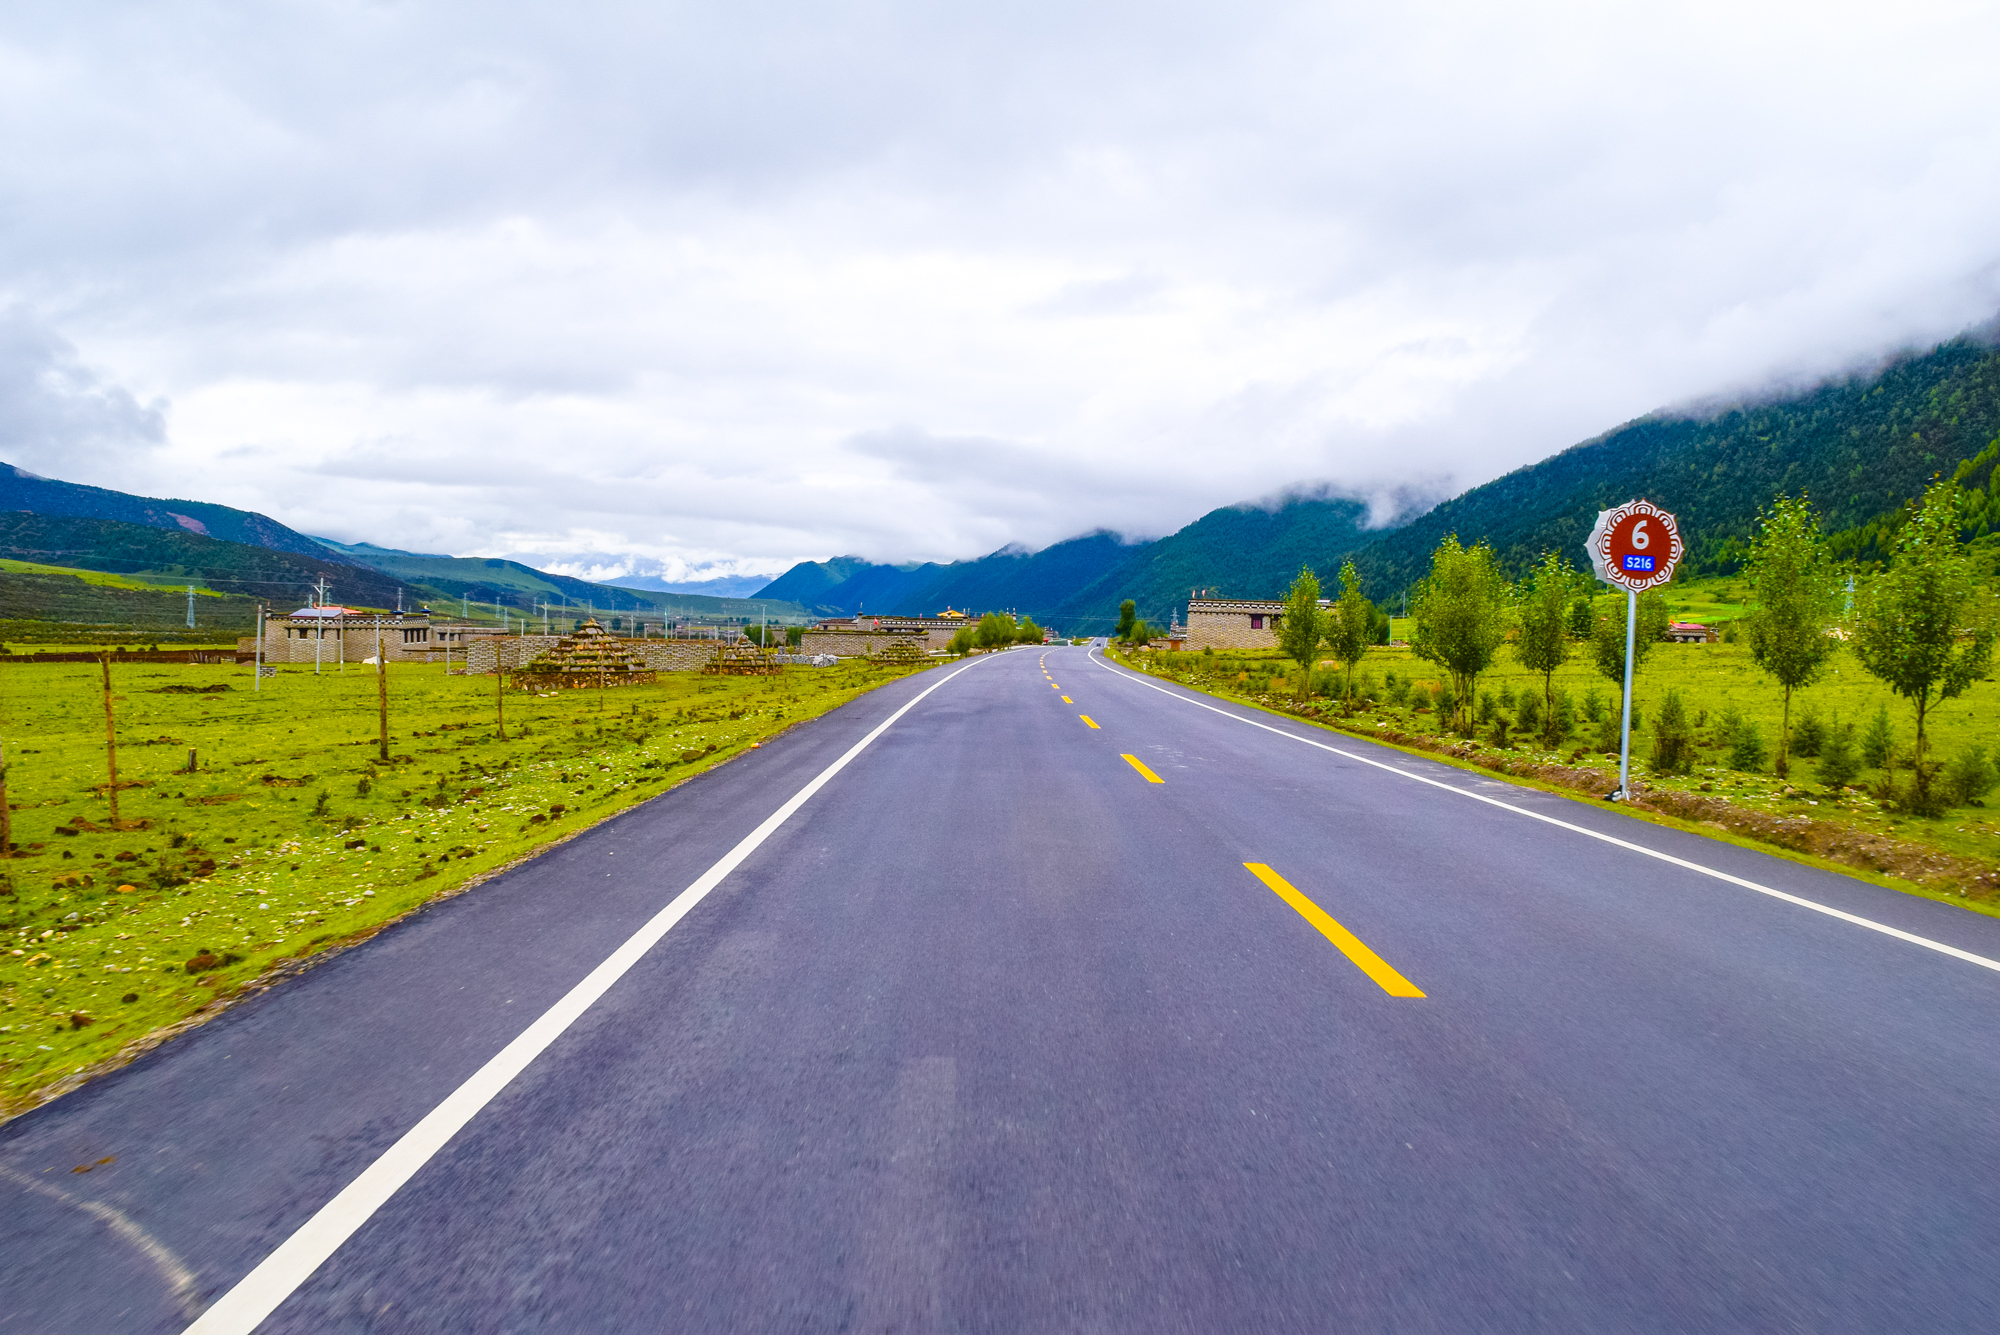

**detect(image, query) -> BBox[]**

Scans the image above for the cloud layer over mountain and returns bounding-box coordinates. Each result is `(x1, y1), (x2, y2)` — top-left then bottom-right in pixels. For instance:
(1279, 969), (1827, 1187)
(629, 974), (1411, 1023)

(4, 0), (1998, 578)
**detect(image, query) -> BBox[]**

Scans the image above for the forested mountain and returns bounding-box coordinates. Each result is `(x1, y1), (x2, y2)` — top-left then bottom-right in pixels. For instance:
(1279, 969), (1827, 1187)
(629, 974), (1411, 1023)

(0, 513), (410, 608)
(759, 324), (2000, 631)
(315, 539), (809, 621)
(1345, 330), (2000, 596)
(759, 500), (1381, 630)
(0, 463), (336, 559)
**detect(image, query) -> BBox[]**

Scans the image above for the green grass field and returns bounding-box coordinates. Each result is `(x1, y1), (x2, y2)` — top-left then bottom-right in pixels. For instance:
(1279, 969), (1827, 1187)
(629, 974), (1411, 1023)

(0, 653), (927, 1115)
(1135, 578), (2000, 901)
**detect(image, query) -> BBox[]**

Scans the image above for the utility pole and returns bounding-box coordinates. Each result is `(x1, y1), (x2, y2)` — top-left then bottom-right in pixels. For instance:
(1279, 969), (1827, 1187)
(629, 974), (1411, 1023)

(462, 593), (468, 620)
(186, 584), (196, 630)
(101, 652), (122, 826)
(376, 620), (390, 763)
(496, 659), (508, 741)
(254, 604), (265, 692)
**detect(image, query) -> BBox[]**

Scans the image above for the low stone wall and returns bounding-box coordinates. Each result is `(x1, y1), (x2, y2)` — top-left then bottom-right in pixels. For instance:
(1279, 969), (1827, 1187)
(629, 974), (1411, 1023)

(459, 637), (743, 675)
(797, 631), (932, 658)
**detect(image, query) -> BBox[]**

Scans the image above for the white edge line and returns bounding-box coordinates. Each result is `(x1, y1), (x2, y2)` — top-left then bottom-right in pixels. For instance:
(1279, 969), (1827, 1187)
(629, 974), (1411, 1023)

(1088, 650), (2000, 975)
(181, 656), (990, 1335)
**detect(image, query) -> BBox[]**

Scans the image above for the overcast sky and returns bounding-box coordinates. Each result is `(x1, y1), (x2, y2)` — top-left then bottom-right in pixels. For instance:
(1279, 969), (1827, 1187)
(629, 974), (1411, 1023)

(5, 1), (1999, 586)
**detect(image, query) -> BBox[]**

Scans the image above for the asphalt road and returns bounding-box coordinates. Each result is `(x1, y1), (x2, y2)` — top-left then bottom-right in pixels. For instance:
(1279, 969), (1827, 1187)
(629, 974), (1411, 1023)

(6, 643), (2000, 1333)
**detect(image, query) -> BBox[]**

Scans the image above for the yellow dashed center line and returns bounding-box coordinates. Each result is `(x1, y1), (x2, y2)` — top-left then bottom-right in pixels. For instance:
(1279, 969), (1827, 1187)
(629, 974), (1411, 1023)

(1061, 696), (1072, 703)
(1122, 753), (1164, 783)
(1243, 863), (1425, 997)
(1080, 715), (1100, 729)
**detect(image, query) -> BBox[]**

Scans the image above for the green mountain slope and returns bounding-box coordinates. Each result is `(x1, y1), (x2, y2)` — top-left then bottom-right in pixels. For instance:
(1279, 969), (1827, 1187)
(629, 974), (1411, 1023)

(0, 513), (411, 609)
(1049, 496), (1380, 630)
(1346, 331), (2000, 594)
(0, 464), (343, 561)
(316, 540), (811, 622)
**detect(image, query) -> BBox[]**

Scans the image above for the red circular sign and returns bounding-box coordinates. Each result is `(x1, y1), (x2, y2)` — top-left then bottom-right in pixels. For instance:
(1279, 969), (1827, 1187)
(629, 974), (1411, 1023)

(1588, 499), (1681, 591)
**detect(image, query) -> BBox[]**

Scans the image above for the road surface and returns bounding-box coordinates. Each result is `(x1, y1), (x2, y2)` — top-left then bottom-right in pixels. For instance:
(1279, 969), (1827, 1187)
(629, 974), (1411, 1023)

(5, 644), (2000, 1332)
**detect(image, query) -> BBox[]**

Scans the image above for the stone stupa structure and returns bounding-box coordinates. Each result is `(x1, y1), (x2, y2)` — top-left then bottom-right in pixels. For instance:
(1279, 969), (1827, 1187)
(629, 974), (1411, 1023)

(509, 618), (657, 691)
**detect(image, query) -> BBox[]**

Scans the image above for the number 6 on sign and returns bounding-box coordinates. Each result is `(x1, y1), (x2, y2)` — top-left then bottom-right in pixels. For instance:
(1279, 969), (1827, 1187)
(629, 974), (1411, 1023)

(1587, 500), (1680, 593)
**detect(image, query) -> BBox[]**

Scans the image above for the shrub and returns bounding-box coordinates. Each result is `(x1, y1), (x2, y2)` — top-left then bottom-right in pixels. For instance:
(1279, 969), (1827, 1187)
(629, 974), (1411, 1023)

(1649, 689), (1698, 775)
(1477, 691), (1498, 724)
(1495, 685), (1516, 713)
(1486, 715), (1511, 749)
(1715, 703), (1744, 747)
(1386, 673), (1410, 707)
(1582, 688), (1606, 723)
(1860, 704), (1895, 770)
(1941, 745), (1996, 807)
(1729, 721), (1767, 772)
(1550, 688), (1576, 739)
(1817, 720), (1861, 788)
(1515, 692), (1543, 737)
(1791, 708), (1825, 758)
(1432, 683), (1456, 719)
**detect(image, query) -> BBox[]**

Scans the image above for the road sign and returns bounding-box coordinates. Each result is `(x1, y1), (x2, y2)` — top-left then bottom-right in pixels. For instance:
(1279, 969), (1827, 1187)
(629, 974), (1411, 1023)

(1587, 499), (1682, 592)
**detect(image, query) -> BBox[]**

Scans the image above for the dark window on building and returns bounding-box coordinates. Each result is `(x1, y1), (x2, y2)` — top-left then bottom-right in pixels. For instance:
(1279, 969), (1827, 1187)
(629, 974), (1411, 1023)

(1249, 614), (1264, 629)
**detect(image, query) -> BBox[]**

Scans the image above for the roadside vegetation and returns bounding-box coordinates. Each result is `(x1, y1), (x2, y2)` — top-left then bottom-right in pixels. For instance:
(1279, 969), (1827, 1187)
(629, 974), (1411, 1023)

(1112, 480), (2000, 915)
(0, 654), (928, 1117)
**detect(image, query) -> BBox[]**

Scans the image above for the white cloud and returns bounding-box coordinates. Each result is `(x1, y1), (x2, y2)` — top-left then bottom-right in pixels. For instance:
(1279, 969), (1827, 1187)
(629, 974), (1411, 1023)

(3, 0), (1998, 571)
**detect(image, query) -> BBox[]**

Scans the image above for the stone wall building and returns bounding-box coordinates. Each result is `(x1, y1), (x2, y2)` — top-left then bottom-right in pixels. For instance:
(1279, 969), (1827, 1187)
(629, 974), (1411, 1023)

(247, 607), (472, 665)
(1180, 597), (1330, 651)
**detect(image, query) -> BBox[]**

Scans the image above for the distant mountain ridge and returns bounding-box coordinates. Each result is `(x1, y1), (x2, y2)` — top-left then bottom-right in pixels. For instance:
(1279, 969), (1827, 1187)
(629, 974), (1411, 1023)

(759, 495), (1391, 631)
(760, 324), (2000, 631)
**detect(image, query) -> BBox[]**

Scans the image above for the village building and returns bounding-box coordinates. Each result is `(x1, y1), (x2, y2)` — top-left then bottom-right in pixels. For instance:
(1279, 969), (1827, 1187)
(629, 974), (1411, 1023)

(1667, 621), (1719, 643)
(246, 606), (488, 664)
(1180, 596), (1329, 651)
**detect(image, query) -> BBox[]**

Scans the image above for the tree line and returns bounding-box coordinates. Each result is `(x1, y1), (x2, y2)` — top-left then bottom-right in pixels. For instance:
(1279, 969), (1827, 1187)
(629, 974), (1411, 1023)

(1373, 477), (1994, 814)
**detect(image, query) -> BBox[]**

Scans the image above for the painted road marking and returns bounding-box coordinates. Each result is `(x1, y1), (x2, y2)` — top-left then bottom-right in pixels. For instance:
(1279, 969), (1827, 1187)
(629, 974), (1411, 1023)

(1123, 754), (1164, 783)
(179, 655), (997, 1335)
(1088, 652), (2000, 978)
(1245, 864), (1424, 997)
(1061, 696), (1072, 703)
(1080, 715), (1100, 729)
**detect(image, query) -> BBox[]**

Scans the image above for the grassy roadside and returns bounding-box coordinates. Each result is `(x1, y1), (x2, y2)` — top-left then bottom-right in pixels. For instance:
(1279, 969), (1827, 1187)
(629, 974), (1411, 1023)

(0, 654), (929, 1118)
(1108, 643), (2000, 918)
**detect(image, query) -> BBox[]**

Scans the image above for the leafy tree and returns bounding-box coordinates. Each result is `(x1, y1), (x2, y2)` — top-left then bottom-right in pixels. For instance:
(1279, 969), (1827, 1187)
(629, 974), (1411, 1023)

(975, 612), (1018, 649)
(1016, 616), (1044, 644)
(1325, 559), (1374, 703)
(1129, 618), (1151, 646)
(1276, 565), (1327, 700)
(948, 626), (974, 655)
(1115, 600), (1137, 641)
(1409, 536), (1509, 733)
(1743, 494), (1845, 776)
(1590, 589), (1669, 686)
(1515, 551), (1582, 740)
(1853, 479), (1996, 800)
(1567, 597), (1595, 639)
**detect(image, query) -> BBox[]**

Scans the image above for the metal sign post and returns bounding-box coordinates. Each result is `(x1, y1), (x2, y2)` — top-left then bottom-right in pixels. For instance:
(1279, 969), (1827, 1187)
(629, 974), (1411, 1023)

(1586, 499), (1683, 801)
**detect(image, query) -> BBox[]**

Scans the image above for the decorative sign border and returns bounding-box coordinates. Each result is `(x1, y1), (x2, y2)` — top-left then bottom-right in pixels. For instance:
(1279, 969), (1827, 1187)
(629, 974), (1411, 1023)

(1587, 498), (1683, 593)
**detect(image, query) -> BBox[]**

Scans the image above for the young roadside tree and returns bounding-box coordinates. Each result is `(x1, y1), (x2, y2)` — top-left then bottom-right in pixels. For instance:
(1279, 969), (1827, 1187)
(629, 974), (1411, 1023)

(1409, 536), (1509, 734)
(1325, 559), (1375, 704)
(1277, 565), (1327, 701)
(1114, 600), (1137, 641)
(1515, 551), (1581, 742)
(1743, 494), (1845, 777)
(1590, 589), (1670, 687)
(974, 612), (1018, 649)
(1853, 478), (1996, 809)
(948, 625), (974, 655)
(1129, 618), (1151, 646)
(1016, 616), (1044, 644)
